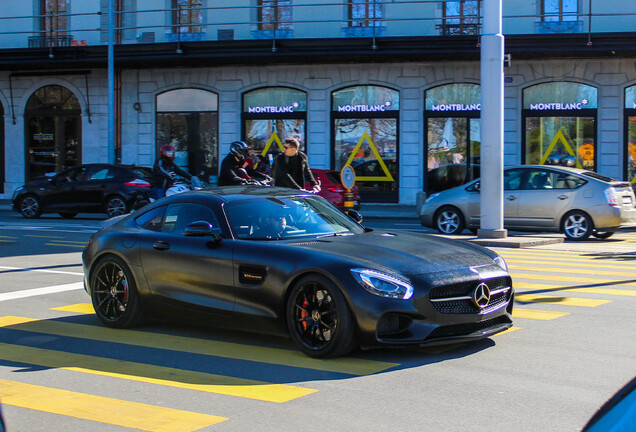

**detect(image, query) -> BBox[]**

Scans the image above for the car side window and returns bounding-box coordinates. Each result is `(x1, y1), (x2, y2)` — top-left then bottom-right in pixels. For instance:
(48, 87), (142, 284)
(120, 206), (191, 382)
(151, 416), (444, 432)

(503, 169), (523, 190)
(135, 206), (166, 232)
(526, 170), (554, 190)
(58, 167), (86, 183)
(555, 173), (585, 189)
(86, 167), (115, 180)
(161, 203), (220, 235)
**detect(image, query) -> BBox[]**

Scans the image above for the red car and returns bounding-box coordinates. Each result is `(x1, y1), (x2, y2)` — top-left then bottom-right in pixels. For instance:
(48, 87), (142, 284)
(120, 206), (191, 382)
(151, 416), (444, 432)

(307, 169), (360, 210)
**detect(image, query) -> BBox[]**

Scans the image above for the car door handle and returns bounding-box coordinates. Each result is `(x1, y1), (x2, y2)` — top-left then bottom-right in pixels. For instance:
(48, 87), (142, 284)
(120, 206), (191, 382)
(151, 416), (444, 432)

(152, 241), (170, 250)
(557, 195), (569, 200)
(506, 195), (517, 201)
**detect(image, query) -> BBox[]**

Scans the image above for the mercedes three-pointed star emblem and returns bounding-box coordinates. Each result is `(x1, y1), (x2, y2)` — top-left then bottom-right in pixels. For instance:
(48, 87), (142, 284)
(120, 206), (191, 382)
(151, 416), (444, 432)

(473, 283), (491, 309)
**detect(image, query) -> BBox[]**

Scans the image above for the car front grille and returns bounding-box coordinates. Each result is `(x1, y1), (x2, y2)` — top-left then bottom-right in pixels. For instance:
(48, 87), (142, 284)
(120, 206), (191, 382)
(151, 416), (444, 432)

(429, 276), (512, 315)
(427, 315), (513, 339)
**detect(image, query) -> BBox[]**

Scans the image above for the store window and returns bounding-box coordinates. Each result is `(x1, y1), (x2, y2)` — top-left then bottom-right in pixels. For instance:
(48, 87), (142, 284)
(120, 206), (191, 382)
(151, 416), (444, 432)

(156, 89), (218, 184)
(441, 1), (480, 35)
(349, 0), (382, 27)
(332, 85), (399, 203)
(624, 86), (636, 185)
(173, 0), (203, 33)
(42, 0), (67, 35)
(0, 102), (4, 193)
(25, 85), (82, 182)
(425, 83), (481, 194)
(243, 87), (307, 175)
(523, 82), (597, 170)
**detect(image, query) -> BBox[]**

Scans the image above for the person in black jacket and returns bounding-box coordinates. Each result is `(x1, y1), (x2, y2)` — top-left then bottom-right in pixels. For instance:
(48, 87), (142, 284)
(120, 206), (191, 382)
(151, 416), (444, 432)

(152, 144), (192, 198)
(218, 141), (271, 186)
(271, 138), (320, 192)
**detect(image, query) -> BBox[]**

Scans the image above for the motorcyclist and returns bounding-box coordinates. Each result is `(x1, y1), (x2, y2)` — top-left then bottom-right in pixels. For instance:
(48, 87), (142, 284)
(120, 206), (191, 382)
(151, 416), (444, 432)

(152, 144), (192, 198)
(218, 141), (272, 186)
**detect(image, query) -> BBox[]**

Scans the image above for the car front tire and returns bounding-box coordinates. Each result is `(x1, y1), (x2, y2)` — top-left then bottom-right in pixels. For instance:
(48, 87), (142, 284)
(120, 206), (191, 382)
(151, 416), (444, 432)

(287, 275), (356, 358)
(90, 255), (143, 328)
(592, 231), (614, 239)
(561, 210), (593, 241)
(19, 195), (42, 219)
(105, 195), (128, 218)
(434, 205), (466, 235)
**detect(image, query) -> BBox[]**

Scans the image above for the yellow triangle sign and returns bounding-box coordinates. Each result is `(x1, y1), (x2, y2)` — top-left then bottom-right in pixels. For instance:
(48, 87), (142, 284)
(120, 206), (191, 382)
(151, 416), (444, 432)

(538, 127), (583, 169)
(344, 131), (394, 182)
(254, 132), (285, 169)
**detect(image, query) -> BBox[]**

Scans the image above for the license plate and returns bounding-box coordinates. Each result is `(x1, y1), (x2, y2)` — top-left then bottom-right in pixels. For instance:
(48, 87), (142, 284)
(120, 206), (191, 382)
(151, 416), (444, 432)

(623, 196), (633, 205)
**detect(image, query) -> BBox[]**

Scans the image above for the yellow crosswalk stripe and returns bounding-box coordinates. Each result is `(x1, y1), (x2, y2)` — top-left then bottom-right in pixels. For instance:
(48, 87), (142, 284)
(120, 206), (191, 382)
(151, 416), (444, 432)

(504, 257), (634, 270)
(511, 272), (636, 287)
(0, 342), (316, 403)
(512, 308), (569, 320)
(52, 303), (95, 314)
(0, 316), (397, 375)
(508, 264), (634, 278)
(515, 282), (636, 297)
(0, 379), (227, 431)
(24, 234), (66, 238)
(46, 243), (85, 248)
(515, 293), (610, 307)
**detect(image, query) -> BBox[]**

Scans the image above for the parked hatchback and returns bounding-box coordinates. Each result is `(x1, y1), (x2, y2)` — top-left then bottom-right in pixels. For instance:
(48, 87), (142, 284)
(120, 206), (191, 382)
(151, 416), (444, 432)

(12, 163), (154, 219)
(419, 165), (636, 240)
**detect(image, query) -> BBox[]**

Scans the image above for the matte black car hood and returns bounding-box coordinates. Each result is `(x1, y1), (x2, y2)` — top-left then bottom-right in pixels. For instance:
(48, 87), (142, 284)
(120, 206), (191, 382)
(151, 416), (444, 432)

(289, 230), (498, 276)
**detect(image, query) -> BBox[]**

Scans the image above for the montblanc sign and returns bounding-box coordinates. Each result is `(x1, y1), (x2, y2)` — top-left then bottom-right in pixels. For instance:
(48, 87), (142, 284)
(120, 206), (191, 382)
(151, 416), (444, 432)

(247, 101), (300, 113)
(337, 101), (392, 112)
(431, 103), (480, 112)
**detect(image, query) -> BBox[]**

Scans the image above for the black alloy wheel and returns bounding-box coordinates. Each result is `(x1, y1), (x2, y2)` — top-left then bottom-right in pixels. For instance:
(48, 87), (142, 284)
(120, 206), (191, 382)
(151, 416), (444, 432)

(105, 196), (128, 218)
(287, 275), (356, 358)
(434, 205), (465, 235)
(561, 210), (593, 241)
(20, 195), (42, 219)
(90, 255), (143, 328)
(592, 231), (614, 239)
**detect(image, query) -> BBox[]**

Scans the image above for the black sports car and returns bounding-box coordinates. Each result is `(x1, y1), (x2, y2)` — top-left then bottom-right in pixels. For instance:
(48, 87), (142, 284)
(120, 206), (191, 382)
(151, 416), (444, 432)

(82, 186), (514, 358)
(12, 163), (154, 219)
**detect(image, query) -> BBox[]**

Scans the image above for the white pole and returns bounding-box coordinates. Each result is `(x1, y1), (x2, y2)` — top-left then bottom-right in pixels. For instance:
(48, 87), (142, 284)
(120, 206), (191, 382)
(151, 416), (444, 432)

(107, 0), (115, 164)
(479, 0), (507, 238)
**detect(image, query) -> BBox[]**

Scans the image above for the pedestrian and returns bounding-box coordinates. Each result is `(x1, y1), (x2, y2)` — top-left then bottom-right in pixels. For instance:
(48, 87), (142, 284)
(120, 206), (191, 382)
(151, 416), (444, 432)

(271, 138), (320, 193)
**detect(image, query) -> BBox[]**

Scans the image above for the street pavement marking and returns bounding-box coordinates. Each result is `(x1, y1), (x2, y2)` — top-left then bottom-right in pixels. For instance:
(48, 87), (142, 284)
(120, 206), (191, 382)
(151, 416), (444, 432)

(514, 282), (636, 297)
(0, 239), (15, 243)
(0, 316), (398, 376)
(504, 257), (635, 270)
(514, 293), (610, 307)
(0, 265), (84, 276)
(0, 282), (84, 302)
(0, 379), (227, 431)
(0, 342), (317, 403)
(499, 326), (521, 335)
(24, 234), (66, 238)
(511, 272), (636, 287)
(45, 243), (86, 248)
(52, 303), (95, 314)
(508, 264), (634, 278)
(512, 308), (569, 320)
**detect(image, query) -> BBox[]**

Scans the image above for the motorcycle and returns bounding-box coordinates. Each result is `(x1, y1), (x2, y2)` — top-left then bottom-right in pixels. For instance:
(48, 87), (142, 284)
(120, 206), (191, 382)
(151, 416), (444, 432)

(165, 175), (203, 197)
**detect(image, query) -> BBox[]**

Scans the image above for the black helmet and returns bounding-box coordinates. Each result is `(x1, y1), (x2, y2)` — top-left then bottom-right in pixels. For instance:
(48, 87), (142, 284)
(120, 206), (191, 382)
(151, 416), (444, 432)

(230, 141), (250, 162)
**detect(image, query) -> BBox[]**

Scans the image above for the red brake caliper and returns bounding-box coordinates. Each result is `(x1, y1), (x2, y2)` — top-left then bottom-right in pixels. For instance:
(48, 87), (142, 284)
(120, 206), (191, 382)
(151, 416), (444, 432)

(301, 298), (309, 329)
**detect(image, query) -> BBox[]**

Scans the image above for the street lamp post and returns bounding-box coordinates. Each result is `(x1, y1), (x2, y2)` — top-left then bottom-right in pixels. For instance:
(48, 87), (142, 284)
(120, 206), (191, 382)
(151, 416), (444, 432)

(478, 0), (507, 238)
(107, 0), (115, 164)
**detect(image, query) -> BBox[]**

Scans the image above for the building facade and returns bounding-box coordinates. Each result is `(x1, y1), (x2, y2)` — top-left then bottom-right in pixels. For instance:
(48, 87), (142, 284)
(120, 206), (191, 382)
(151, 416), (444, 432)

(1, 1), (636, 205)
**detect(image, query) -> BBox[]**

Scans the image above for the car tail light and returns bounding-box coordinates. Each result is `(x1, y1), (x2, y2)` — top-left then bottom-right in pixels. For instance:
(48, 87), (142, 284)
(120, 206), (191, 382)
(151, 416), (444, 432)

(603, 187), (621, 207)
(125, 178), (151, 187)
(328, 187), (345, 193)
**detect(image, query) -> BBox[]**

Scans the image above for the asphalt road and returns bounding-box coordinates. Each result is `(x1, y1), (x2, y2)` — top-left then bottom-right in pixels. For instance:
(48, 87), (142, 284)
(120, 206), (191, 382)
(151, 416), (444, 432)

(0, 210), (635, 431)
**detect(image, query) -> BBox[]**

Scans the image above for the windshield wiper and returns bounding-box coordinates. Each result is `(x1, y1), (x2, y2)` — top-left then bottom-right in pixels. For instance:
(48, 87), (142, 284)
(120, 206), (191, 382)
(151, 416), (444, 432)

(316, 232), (354, 238)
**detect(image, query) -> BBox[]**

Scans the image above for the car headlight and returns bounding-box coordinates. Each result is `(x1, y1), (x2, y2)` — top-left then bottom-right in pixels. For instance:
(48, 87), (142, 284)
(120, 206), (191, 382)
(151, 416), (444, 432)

(351, 268), (414, 300)
(494, 256), (508, 271)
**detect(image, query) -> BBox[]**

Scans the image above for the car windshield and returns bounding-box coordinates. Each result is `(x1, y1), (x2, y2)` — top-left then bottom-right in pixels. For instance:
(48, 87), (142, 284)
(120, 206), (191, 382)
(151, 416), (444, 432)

(225, 196), (364, 240)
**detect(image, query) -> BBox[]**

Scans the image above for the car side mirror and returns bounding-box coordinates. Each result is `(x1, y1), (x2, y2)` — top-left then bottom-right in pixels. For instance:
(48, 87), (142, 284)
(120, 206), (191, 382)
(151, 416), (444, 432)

(184, 221), (222, 241)
(346, 209), (363, 224)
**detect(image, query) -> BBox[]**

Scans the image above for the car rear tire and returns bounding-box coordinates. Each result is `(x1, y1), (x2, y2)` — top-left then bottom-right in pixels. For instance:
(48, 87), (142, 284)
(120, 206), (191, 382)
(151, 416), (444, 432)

(287, 275), (356, 358)
(58, 212), (77, 219)
(434, 206), (465, 235)
(561, 210), (593, 241)
(19, 195), (42, 219)
(90, 255), (143, 328)
(592, 231), (614, 239)
(105, 195), (128, 218)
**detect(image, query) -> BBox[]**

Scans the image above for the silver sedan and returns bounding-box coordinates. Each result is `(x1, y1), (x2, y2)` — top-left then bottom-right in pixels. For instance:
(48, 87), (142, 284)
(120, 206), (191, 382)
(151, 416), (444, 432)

(419, 165), (636, 240)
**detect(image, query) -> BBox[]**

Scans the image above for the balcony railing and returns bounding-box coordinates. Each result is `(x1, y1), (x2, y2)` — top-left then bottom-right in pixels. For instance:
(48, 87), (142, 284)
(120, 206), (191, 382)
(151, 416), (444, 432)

(0, 1), (634, 50)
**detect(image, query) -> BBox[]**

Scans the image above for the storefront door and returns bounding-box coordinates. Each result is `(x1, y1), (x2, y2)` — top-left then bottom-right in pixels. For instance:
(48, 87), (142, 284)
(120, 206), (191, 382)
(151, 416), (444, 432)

(24, 85), (82, 181)
(623, 86), (636, 185)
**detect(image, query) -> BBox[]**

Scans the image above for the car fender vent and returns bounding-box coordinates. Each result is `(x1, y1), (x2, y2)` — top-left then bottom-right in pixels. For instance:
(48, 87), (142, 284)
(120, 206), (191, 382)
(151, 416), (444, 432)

(239, 265), (266, 285)
(288, 240), (330, 246)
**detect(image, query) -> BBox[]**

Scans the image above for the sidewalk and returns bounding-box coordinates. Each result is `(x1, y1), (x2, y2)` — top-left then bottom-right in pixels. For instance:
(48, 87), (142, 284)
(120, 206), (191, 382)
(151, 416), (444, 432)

(0, 199), (10, 212)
